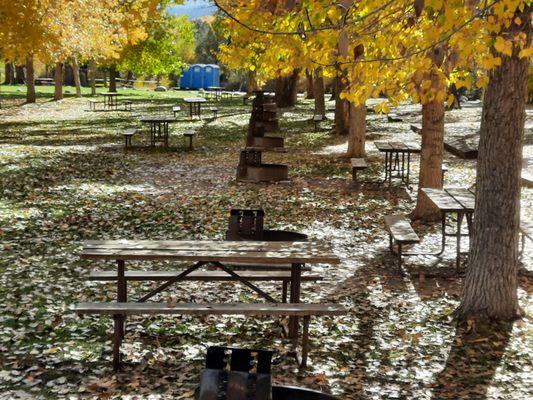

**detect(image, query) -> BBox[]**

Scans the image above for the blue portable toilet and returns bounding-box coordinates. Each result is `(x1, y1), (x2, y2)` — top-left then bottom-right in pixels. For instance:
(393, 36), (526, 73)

(179, 67), (192, 89)
(190, 64), (206, 89)
(204, 64), (221, 88)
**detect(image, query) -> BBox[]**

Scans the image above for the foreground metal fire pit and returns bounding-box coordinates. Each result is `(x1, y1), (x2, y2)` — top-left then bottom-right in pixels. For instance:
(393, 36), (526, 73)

(226, 209), (307, 242)
(196, 347), (339, 400)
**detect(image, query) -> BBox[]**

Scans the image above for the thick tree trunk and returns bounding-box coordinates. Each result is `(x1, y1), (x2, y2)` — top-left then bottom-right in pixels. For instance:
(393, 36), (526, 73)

(274, 69), (299, 108)
(457, 10), (530, 322)
(4, 62), (14, 84)
(54, 62), (64, 100)
(313, 67), (325, 118)
(15, 65), (25, 84)
(88, 60), (97, 95)
(334, 76), (350, 135)
(109, 66), (117, 92)
(305, 69), (314, 99)
(25, 56), (36, 103)
(411, 69), (445, 221)
(346, 104), (366, 157)
(246, 71), (260, 95)
(72, 58), (82, 97)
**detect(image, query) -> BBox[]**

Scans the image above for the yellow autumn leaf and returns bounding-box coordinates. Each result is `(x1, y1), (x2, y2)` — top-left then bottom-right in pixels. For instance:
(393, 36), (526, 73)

(518, 47), (533, 59)
(494, 36), (513, 56)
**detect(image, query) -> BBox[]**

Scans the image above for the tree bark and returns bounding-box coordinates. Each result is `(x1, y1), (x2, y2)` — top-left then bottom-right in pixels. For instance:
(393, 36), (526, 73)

(72, 57), (81, 97)
(411, 71), (445, 221)
(247, 71), (260, 95)
(346, 103), (366, 157)
(15, 65), (25, 84)
(109, 66), (117, 92)
(457, 9), (530, 322)
(313, 67), (325, 118)
(88, 60), (97, 96)
(54, 62), (64, 100)
(305, 69), (314, 99)
(4, 62), (14, 84)
(334, 76), (350, 135)
(72, 58), (82, 97)
(25, 56), (36, 103)
(274, 69), (299, 108)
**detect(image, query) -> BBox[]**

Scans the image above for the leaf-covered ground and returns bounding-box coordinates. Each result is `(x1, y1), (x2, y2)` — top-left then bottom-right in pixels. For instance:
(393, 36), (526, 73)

(0, 85), (532, 399)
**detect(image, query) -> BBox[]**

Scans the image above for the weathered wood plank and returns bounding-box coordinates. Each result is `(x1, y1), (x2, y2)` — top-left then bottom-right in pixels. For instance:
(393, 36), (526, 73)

(88, 270), (323, 282)
(80, 240), (340, 265)
(445, 188), (475, 212)
(74, 302), (347, 316)
(374, 141), (393, 151)
(444, 138), (478, 159)
(421, 188), (464, 212)
(384, 215), (420, 244)
(350, 158), (368, 169)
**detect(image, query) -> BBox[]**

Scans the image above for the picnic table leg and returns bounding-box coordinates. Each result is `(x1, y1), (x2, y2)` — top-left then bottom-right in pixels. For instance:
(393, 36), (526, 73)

(300, 315), (310, 369)
(189, 103), (193, 119)
(388, 152), (393, 186)
(456, 212), (464, 271)
(289, 263), (302, 344)
(406, 152), (411, 187)
(164, 122), (169, 147)
(198, 103), (201, 119)
(113, 260), (127, 370)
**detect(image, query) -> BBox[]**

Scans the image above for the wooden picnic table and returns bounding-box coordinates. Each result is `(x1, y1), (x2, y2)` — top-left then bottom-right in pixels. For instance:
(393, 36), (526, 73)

(375, 140), (421, 187)
(101, 92), (121, 110)
(207, 86), (225, 101)
(183, 97), (207, 119)
(81, 239), (340, 340)
(421, 187), (475, 270)
(140, 115), (178, 147)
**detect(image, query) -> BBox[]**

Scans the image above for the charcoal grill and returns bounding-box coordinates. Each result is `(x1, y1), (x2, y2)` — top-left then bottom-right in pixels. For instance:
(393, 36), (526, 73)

(196, 347), (339, 400)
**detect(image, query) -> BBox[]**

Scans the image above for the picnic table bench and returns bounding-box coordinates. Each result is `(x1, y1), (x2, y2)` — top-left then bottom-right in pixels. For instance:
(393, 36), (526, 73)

(122, 128), (136, 148)
(183, 129), (196, 150)
(313, 115), (325, 131)
(350, 158), (368, 183)
(75, 239), (342, 369)
(384, 214), (420, 270)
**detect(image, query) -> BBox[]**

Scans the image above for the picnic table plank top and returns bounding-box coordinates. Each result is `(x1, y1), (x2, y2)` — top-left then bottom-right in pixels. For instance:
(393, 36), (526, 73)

(101, 92), (120, 96)
(445, 188), (475, 212)
(183, 97), (207, 103)
(374, 140), (421, 152)
(140, 116), (178, 123)
(81, 240), (340, 265)
(421, 188), (475, 212)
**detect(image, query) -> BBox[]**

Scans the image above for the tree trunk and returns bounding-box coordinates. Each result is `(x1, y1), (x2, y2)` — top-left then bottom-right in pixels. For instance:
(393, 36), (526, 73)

(247, 71), (260, 95)
(313, 67), (325, 117)
(25, 56), (36, 103)
(346, 104), (366, 157)
(72, 58), (82, 97)
(109, 66), (117, 92)
(411, 71), (445, 221)
(305, 69), (314, 99)
(103, 69), (107, 88)
(457, 9), (530, 322)
(4, 62), (14, 84)
(334, 76), (350, 135)
(88, 60), (96, 95)
(15, 65), (25, 84)
(54, 62), (64, 100)
(274, 69), (299, 108)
